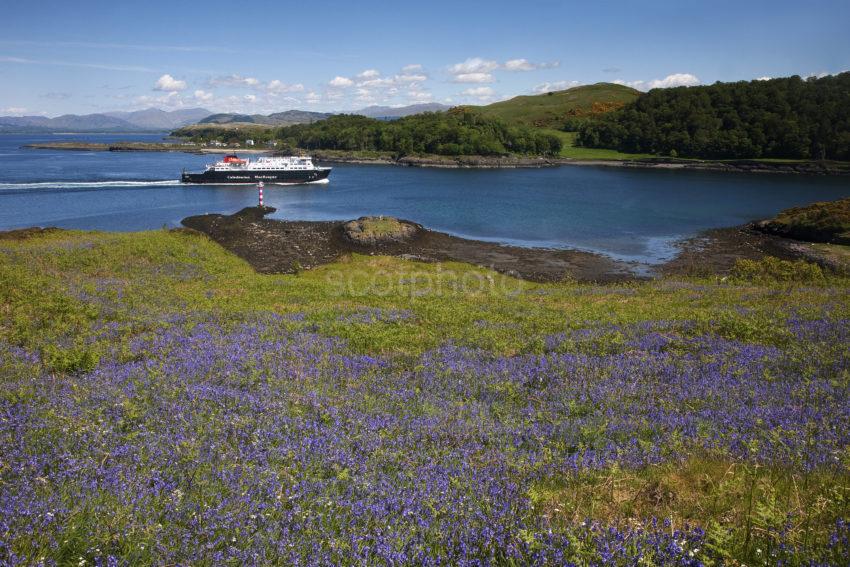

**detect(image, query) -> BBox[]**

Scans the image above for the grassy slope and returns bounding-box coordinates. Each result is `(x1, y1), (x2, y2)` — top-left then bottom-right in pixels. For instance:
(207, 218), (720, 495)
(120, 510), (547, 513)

(545, 130), (655, 160)
(466, 83), (652, 160)
(1, 230), (848, 564)
(763, 197), (850, 243)
(2, 228), (843, 365)
(469, 83), (641, 129)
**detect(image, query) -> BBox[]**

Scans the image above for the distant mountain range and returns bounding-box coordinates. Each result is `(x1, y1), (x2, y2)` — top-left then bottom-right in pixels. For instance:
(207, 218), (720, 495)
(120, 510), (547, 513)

(0, 102), (454, 133)
(103, 108), (212, 130)
(356, 103), (451, 118)
(198, 110), (333, 126)
(0, 108), (212, 133)
(196, 104), (452, 126)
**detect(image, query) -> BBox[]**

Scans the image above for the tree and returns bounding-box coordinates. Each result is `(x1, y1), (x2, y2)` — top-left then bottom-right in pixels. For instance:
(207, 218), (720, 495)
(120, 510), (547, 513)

(576, 72), (850, 160)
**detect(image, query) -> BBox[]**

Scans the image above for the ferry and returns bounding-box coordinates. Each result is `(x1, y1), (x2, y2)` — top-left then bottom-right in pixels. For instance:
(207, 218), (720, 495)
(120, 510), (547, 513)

(181, 154), (331, 184)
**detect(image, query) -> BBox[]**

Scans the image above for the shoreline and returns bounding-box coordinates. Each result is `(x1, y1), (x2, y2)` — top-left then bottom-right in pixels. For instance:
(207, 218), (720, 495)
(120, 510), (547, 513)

(2, 209), (843, 282)
(21, 141), (850, 174)
(178, 207), (840, 283)
(179, 207), (637, 283)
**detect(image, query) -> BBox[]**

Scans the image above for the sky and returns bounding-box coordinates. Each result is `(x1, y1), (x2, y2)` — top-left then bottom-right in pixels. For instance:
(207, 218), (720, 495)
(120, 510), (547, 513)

(1, 0), (849, 117)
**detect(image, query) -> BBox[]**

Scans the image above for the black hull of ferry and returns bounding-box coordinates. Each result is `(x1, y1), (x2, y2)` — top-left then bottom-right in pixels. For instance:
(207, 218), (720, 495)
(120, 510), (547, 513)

(181, 168), (331, 185)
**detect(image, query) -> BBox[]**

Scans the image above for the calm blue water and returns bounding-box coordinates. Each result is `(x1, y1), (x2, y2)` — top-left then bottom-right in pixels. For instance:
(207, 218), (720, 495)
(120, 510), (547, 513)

(1, 133), (849, 263)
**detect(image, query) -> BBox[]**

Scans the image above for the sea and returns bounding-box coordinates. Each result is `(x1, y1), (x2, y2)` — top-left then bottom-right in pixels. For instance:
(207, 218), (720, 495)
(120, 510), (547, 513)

(1, 133), (849, 264)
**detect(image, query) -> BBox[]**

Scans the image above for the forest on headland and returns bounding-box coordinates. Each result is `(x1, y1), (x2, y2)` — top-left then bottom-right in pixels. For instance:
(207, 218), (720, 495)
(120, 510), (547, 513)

(576, 73), (850, 160)
(177, 110), (563, 157)
(173, 73), (850, 162)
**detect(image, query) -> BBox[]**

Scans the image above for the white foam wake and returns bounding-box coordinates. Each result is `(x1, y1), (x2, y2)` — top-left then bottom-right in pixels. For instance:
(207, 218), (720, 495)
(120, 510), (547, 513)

(268, 178), (331, 186)
(0, 179), (182, 191)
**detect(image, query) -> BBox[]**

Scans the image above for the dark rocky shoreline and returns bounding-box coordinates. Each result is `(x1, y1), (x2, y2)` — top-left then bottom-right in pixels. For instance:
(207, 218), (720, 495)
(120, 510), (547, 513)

(179, 207), (837, 283)
(180, 207), (636, 283)
(2, 209), (841, 282)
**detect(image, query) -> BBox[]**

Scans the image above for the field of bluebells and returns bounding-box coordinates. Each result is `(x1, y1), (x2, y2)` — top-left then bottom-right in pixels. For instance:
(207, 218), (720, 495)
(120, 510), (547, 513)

(1, 229), (848, 565)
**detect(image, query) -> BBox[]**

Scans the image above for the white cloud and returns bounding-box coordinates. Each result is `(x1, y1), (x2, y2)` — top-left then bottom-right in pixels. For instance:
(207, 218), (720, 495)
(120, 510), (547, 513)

(461, 86), (495, 102)
(358, 71), (428, 90)
(504, 59), (535, 72)
(755, 76), (772, 81)
(803, 70), (847, 79)
(407, 89), (433, 103)
(153, 74), (187, 92)
(503, 58), (559, 72)
(355, 88), (377, 103)
(395, 73), (427, 83)
(319, 65), (434, 108)
(449, 57), (499, 75)
(134, 91), (183, 109)
(532, 80), (582, 93)
(358, 77), (395, 88)
(452, 72), (494, 83)
(647, 73), (700, 89)
(193, 89), (213, 102)
(208, 75), (305, 97)
(615, 73), (700, 91)
(134, 83), (309, 114)
(210, 74), (261, 88)
(1, 106), (28, 115)
(265, 80), (304, 94)
(448, 57), (557, 84)
(305, 91), (321, 104)
(329, 76), (354, 88)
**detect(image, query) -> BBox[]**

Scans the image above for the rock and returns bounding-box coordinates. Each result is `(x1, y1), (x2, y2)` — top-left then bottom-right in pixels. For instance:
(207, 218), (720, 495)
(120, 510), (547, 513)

(752, 198), (850, 244)
(231, 206), (277, 222)
(342, 216), (420, 245)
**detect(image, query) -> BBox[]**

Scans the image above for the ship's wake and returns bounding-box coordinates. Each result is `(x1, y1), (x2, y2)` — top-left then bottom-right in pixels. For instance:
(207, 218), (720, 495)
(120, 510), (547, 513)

(0, 180), (182, 192)
(269, 178), (331, 186)
(0, 178), (330, 193)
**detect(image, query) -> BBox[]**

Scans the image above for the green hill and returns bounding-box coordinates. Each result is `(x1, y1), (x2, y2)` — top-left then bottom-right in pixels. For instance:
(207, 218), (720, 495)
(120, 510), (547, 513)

(465, 83), (641, 129)
(577, 73), (850, 160)
(172, 84), (648, 159)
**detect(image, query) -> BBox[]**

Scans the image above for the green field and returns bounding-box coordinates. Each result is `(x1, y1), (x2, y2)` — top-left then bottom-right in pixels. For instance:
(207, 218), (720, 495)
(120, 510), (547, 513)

(1, 229), (848, 564)
(2, 228), (844, 357)
(544, 130), (655, 160)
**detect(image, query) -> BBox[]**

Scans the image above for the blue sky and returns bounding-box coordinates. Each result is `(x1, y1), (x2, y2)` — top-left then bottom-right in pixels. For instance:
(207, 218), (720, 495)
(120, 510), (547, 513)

(1, 0), (848, 116)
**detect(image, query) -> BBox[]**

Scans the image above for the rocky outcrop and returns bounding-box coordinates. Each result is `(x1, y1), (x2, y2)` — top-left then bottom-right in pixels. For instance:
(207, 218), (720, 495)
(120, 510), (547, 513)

(342, 216), (420, 245)
(181, 208), (635, 282)
(751, 198), (850, 244)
